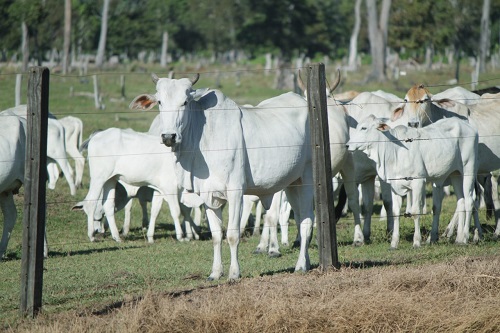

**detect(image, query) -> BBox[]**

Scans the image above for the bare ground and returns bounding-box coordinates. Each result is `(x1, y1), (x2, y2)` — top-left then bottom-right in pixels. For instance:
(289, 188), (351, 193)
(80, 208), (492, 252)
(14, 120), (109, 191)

(7, 254), (500, 333)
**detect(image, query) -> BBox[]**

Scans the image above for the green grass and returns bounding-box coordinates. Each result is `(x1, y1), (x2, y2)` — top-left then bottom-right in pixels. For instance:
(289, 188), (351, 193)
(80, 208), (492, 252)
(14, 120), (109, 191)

(1, 61), (500, 327)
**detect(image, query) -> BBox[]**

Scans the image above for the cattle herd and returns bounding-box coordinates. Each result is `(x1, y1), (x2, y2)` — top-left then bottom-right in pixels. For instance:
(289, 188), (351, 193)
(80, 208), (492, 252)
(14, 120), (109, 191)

(1, 69), (500, 281)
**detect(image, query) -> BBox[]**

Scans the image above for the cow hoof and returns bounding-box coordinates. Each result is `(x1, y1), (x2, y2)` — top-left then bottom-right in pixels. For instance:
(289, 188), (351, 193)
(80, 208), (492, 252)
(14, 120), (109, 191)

(282, 242), (289, 247)
(352, 241), (364, 247)
(147, 237), (154, 244)
(253, 247), (266, 255)
(413, 243), (421, 249)
(389, 246), (398, 251)
(268, 251), (281, 258)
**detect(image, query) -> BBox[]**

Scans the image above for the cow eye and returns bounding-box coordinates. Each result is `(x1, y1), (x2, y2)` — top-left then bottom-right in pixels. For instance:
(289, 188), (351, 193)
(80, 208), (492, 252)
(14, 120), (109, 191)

(158, 100), (162, 106)
(404, 99), (408, 103)
(361, 127), (367, 130)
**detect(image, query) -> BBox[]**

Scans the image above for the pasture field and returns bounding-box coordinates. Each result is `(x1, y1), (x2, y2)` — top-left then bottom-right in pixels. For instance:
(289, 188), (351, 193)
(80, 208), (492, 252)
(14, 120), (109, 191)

(0, 62), (500, 331)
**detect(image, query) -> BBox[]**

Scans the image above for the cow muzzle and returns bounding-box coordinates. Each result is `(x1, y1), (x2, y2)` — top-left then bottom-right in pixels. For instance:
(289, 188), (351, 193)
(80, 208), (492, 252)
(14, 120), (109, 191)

(408, 121), (420, 128)
(161, 133), (177, 147)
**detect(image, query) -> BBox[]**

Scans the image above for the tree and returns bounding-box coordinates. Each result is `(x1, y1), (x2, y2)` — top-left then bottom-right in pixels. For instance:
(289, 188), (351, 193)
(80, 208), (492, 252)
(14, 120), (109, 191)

(479, 0), (491, 73)
(95, 0), (110, 68)
(62, 0), (71, 74)
(347, 0), (362, 70)
(365, 0), (391, 82)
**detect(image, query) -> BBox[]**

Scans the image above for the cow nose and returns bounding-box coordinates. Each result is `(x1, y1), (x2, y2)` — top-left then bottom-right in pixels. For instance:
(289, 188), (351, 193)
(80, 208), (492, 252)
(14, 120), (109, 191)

(161, 133), (176, 146)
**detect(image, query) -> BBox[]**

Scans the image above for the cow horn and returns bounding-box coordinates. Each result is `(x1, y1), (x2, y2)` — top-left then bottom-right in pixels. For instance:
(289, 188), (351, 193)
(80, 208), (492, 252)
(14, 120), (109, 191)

(329, 69), (341, 95)
(297, 70), (306, 93)
(151, 73), (159, 84)
(191, 73), (200, 85)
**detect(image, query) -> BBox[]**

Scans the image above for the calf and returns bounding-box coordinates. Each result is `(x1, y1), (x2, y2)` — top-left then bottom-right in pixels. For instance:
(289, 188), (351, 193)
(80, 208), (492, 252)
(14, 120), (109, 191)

(348, 115), (479, 247)
(76, 128), (200, 243)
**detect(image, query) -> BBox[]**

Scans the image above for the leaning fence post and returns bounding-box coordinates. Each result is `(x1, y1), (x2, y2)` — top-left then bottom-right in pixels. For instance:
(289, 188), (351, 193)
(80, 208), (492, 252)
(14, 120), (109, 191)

(20, 66), (49, 318)
(306, 63), (339, 271)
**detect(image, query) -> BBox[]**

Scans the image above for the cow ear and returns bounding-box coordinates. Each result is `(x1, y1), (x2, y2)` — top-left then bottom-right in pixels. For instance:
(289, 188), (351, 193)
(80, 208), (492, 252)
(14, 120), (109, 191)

(190, 88), (209, 101)
(71, 203), (84, 211)
(129, 94), (158, 111)
(391, 105), (404, 121)
(434, 98), (455, 109)
(377, 123), (390, 132)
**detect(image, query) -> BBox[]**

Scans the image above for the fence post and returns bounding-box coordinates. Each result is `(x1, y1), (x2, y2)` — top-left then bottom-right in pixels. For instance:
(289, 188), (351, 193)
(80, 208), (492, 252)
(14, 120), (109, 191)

(306, 63), (339, 271)
(20, 66), (49, 318)
(15, 74), (23, 106)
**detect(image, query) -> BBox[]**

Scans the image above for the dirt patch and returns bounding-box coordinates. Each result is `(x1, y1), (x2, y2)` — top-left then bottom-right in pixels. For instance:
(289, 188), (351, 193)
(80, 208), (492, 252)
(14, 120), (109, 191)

(9, 255), (500, 333)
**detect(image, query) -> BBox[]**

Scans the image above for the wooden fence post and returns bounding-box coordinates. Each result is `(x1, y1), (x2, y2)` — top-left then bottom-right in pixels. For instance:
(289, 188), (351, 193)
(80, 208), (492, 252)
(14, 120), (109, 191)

(20, 66), (49, 318)
(306, 63), (339, 270)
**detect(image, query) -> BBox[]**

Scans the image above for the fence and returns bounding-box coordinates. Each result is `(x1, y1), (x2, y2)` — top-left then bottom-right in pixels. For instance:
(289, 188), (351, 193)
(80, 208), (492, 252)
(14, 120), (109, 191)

(1, 63), (500, 319)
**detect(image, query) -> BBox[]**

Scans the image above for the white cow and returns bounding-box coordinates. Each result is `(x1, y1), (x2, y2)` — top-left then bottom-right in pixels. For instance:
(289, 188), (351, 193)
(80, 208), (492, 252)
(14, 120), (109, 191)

(73, 181), (155, 237)
(0, 115), (48, 259)
(76, 128), (201, 243)
(432, 86), (480, 105)
(1, 106), (77, 196)
(392, 84), (500, 238)
(297, 72), (364, 245)
(348, 115), (479, 247)
(0, 115), (27, 259)
(341, 92), (415, 243)
(130, 73), (315, 281)
(57, 116), (85, 188)
(253, 190), (292, 257)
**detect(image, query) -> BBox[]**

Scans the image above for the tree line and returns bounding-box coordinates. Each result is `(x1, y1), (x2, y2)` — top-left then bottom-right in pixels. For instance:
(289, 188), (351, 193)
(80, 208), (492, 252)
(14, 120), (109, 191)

(1, 0), (499, 82)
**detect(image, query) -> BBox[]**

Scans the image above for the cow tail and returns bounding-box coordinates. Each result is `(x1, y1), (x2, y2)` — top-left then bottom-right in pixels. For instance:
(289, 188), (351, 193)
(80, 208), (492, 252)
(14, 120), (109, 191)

(334, 184), (347, 224)
(79, 130), (103, 153)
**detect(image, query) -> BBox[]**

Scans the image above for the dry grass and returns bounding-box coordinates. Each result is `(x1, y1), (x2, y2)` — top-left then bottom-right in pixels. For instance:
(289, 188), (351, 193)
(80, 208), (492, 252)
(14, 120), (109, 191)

(7, 254), (500, 333)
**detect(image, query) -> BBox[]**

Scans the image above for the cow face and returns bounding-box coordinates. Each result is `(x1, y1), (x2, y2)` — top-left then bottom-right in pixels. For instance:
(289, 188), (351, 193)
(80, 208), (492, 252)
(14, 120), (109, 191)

(347, 115), (390, 154)
(129, 73), (200, 150)
(392, 84), (432, 128)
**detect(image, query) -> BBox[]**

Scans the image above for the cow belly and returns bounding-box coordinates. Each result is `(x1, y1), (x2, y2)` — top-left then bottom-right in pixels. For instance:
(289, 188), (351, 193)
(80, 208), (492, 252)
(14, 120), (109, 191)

(245, 147), (308, 193)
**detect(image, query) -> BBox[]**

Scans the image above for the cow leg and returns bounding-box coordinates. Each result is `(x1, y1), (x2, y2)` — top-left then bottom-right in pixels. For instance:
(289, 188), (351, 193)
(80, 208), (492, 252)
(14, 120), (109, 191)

(492, 174), (500, 238)
(226, 190), (244, 281)
(46, 161), (59, 190)
(411, 180), (425, 248)
(443, 209), (458, 239)
(390, 194), (403, 249)
(254, 215), (270, 254)
(429, 183), (445, 244)
(285, 184), (314, 273)
(279, 196), (291, 246)
(239, 196), (255, 236)
(146, 192), (163, 243)
(253, 200), (263, 236)
(121, 198), (134, 237)
(44, 229), (49, 258)
(55, 156), (77, 196)
(181, 203), (200, 241)
(451, 177), (467, 245)
(340, 164), (363, 245)
(68, 148), (85, 189)
(139, 195), (149, 230)
(360, 180), (374, 244)
(463, 172), (479, 243)
(84, 180), (106, 242)
(0, 192), (17, 259)
(380, 181), (394, 236)
(206, 207), (224, 281)
(163, 192), (185, 241)
(101, 180), (122, 242)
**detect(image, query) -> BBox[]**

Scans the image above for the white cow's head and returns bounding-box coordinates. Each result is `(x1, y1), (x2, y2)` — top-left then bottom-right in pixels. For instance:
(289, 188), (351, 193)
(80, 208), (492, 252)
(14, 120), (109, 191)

(391, 84), (461, 128)
(391, 84), (432, 128)
(347, 114), (390, 153)
(129, 73), (200, 149)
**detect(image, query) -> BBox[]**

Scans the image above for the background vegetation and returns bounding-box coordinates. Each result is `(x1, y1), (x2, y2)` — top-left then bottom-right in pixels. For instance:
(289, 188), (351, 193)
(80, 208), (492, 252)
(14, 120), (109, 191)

(1, 0), (500, 72)
(0, 60), (499, 331)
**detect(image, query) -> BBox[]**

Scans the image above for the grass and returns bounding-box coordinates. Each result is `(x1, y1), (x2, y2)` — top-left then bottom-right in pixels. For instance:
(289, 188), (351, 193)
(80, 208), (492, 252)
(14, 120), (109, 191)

(0, 60), (500, 330)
